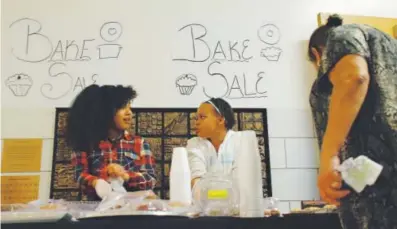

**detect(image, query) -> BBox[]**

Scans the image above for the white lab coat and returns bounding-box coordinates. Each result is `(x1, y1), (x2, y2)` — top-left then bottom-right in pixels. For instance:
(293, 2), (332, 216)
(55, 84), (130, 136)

(186, 130), (263, 217)
(187, 130), (237, 178)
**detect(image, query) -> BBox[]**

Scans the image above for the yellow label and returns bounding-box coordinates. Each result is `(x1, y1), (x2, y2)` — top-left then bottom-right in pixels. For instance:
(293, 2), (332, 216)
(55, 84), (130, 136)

(207, 189), (228, 199)
(1, 139), (43, 173)
(1, 175), (40, 204)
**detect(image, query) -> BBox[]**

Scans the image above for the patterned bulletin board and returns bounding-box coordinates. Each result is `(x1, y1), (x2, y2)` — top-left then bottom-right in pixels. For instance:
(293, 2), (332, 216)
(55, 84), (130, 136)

(50, 108), (272, 200)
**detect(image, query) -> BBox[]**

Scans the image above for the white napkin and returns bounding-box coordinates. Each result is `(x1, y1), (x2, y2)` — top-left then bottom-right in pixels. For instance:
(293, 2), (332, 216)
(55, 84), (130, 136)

(336, 155), (383, 193)
(95, 179), (112, 199)
(95, 177), (126, 199)
(109, 177), (127, 193)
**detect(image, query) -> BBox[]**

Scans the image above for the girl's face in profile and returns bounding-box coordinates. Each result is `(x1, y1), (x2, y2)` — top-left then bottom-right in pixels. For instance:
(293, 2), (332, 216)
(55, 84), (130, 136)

(195, 103), (225, 138)
(113, 101), (133, 131)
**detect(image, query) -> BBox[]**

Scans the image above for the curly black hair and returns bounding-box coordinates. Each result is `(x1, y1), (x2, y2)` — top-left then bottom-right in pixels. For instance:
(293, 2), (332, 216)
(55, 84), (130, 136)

(66, 85), (137, 152)
(205, 98), (235, 130)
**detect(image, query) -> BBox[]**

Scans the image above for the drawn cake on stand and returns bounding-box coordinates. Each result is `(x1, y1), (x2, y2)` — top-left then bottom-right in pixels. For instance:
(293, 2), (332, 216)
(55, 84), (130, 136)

(98, 44), (123, 59)
(260, 47), (282, 61)
(175, 74), (197, 95)
(5, 73), (33, 96)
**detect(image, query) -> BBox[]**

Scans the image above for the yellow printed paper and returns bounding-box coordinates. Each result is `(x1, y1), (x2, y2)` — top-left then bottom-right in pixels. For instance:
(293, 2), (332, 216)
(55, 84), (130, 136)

(1, 176), (40, 204)
(1, 139), (42, 172)
(207, 189), (228, 199)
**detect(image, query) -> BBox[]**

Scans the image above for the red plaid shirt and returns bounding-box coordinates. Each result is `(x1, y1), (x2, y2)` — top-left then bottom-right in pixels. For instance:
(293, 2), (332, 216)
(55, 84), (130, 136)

(71, 131), (156, 200)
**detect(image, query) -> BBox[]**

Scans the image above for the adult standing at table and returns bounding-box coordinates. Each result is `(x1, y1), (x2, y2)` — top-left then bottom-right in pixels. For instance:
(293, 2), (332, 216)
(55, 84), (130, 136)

(308, 14), (397, 229)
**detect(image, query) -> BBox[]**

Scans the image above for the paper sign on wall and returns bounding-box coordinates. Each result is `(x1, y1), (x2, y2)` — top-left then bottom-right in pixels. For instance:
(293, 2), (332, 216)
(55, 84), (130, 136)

(1, 176), (40, 204)
(1, 139), (42, 173)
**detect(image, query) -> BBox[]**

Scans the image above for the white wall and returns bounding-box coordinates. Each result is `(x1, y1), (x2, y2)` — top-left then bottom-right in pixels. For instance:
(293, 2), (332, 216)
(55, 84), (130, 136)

(1, 0), (397, 213)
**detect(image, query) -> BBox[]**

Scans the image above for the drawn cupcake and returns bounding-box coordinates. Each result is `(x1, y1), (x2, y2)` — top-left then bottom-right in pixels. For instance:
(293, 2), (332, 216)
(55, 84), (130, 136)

(5, 73), (33, 96)
(260, 47), (282, 61)
(175, 74), (197, 95)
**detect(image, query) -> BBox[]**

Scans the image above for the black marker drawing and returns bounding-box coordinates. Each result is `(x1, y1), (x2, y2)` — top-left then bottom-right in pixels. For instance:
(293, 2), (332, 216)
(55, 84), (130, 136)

(256, 71), (268, 95)
(9, 18), (53, 63)
(49, 39), (95, 62)
(98, 21), (123, 59)
(257, 24), (281, 45)
(100, 22), (123, 42)
(5, 73), (33, 96)
(98, 44), (122, 59)
(40, 62), (73, 100)
(203, 61), (267, 100)
(260, 47), (282, 61)
(257, 24), (283, 62)
(172, 23), (211, 63)
(73, 74), (99, 92)
(227, 94), (267, 99)
(213, 59), (250, 63)
(175, 74), (197, 95)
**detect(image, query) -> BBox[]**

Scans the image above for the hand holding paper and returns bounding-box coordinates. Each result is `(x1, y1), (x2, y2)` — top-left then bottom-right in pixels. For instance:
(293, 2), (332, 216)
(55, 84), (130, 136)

(336, 155), (383, 193)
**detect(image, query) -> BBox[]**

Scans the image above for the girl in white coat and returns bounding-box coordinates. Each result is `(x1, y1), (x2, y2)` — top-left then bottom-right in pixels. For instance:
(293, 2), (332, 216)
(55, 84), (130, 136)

(187, 98), (263, 216)
(187, 98), (237, 187)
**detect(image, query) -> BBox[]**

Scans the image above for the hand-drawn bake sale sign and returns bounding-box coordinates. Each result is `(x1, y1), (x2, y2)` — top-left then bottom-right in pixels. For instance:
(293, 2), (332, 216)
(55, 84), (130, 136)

(2, 18), (283, 107)
(3, 18), (123, 103)
(172, 23), (282, 100)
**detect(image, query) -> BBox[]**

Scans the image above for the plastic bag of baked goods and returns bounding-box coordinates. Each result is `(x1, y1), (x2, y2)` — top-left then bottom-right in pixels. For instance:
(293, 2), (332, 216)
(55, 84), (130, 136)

(1, 204), (31, 212)
(28, 199), (68, 211)
(95, 192), (130, 212)
(192, 172), (239, 217)
(263, 197), (282, 217)
(1, 200), (69, 224)
(131, 199), (192, 216)
(124, 190), (158, 200)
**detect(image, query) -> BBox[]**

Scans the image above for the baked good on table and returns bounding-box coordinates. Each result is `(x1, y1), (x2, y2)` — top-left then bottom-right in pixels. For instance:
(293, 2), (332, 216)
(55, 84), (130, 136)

(264, 209), (281, 217)
(136, 201), (168, 212)
(324, 204), (337, 210)
(289, 205), (337, 214)
(40, 204), (59, 210)
(1, 204), (27, 212)
(168, 201), (187, 207)
(144, 194), (158, 200)
(207, 209), (223, 216)
(136, 204), (150, 211)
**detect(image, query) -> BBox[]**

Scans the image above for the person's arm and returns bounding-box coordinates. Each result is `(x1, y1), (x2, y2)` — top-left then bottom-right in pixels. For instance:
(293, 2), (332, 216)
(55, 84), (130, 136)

(124, 138), (156, 190)
(321, 54), (370, 158)
(186, 138), (207, 188)
(71, 151), (98, 188)
(316, 26), (371, 204)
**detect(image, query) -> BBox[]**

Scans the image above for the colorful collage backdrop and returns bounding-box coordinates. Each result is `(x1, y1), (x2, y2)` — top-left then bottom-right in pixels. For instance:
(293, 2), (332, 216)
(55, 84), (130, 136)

(51, 108), (272, 200)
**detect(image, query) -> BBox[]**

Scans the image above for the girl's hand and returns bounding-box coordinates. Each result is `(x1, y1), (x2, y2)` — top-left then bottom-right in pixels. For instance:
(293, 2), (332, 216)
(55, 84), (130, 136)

(107, 163), (127, 178)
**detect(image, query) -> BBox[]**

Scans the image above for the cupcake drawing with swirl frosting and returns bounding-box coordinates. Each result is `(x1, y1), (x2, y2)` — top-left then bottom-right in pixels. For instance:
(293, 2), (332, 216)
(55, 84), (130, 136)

(176, 74), (197, 95)
(5, 73), (33, 96)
